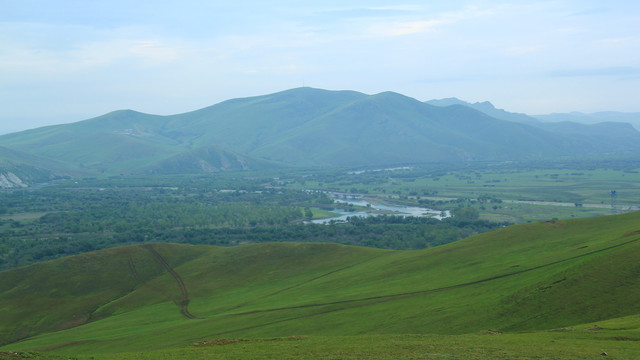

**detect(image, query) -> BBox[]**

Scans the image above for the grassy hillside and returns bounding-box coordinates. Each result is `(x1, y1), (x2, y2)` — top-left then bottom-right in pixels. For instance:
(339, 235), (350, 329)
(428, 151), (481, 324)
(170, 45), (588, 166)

(73, 317), (640, 360)
(5, 323), (640, 360)
(1, 211), (639, 356)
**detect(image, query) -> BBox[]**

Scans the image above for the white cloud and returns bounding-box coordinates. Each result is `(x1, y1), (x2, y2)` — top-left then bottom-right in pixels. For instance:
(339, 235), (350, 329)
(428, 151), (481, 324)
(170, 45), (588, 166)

(366, 19), (449, 37)
(548, 67), (640, 78)
(598, 37), (632, 44)
(0, 22), (186, 78)
(504, 45), (544, 56)
(77, 37), (183, 67)
(129, 40), (181, 63)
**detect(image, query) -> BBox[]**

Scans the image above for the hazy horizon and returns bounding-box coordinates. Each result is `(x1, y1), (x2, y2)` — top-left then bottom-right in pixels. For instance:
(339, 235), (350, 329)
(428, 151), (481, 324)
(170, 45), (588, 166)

(2, 1), (639, 134)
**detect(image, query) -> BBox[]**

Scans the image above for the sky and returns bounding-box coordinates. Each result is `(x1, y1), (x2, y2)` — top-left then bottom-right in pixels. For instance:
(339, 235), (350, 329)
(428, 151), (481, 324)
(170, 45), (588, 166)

(1, 0), (639, 134)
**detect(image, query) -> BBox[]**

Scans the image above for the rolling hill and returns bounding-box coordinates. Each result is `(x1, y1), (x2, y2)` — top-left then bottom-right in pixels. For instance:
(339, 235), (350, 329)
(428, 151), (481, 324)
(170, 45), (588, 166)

(1, 211), (639, 355)
(1, 88), (639, 176)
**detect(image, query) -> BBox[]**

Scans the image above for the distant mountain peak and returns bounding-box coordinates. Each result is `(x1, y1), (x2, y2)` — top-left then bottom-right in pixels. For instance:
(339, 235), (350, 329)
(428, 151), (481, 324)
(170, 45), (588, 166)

(476, 100), (495, 107)
(424, 97), (468, 107)
(425, 97), (498, 110)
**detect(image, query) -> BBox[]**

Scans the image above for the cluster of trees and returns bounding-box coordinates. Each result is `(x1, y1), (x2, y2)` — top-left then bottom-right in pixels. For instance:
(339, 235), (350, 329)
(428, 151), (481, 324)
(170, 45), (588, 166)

(37, 202), (304, 232)
(0, 214), (506, 270)
(0, 178), (329, 268)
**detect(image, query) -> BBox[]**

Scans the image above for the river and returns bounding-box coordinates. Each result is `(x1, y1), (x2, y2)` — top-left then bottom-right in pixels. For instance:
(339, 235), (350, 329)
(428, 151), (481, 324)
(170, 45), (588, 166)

(308, 196), (451, 224)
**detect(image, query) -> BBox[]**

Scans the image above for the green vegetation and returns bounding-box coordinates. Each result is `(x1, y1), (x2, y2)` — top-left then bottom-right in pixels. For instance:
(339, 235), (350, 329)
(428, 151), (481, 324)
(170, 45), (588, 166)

(1, 161), (637, 271)
(0, 174), (507, 271)
(1, 211), (639, 358)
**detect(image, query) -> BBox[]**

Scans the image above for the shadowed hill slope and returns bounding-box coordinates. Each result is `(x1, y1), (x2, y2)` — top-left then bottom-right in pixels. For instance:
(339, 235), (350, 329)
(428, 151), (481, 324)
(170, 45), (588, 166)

(1, 211), (639, 354)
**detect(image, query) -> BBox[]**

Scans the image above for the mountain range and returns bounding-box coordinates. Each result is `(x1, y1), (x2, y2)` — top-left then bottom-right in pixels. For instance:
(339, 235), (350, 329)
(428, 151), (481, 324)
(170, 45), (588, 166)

(1, 87), (639, 182)
(425, 97), (640, 131)
(425, 97), (640, 154)
(535, 111), (640, 131)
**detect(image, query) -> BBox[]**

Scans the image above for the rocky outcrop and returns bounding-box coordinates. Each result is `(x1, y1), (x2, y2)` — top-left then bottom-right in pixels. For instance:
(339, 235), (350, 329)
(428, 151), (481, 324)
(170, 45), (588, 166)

(0, 172), (27, 188)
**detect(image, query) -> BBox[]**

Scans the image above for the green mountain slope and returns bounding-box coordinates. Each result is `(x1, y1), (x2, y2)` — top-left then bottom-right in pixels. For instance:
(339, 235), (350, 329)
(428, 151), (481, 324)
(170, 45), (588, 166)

(0, 146), (81, 187)
(167, 87), (368, 151)
(427, 97), (640, 153)
(0, 111), (185, 173)
(246, 92), (571, 165)
(1, 88), (639, 175)
(142, 145), (282, 174)
(1, 212), (639, 354)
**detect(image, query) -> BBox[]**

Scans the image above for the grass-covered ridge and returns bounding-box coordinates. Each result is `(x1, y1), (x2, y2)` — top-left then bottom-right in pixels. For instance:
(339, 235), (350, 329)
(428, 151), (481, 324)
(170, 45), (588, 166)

(1, 211), (639, 356)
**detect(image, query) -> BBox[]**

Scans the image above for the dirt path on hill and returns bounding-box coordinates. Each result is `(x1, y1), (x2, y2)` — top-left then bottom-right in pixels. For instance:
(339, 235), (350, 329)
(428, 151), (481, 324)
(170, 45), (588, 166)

(226, 254), (387, 312)
(127, 255), (178, 305)
(142, 244), (197, 319)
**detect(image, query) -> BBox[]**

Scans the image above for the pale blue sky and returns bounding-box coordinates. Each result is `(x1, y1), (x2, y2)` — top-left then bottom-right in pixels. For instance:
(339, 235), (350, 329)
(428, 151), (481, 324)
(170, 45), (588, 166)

(1, 0), (639, 134)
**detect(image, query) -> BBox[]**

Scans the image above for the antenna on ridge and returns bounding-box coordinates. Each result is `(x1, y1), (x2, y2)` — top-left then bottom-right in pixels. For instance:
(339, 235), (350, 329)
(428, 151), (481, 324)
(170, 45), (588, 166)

(610, 190), (617, 215)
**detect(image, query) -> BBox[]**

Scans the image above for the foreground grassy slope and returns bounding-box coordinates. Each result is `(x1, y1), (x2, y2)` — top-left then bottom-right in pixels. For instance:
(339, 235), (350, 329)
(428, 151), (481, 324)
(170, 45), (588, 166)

(1, 212), (639, 355)
(77, 316), (640, 360)
(5, 320), (640, 360)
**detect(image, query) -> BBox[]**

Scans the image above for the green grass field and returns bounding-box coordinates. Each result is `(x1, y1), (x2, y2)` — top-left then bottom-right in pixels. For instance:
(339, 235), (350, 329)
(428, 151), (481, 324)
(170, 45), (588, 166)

(1, 211), (639, 358)
(413, 168), (639, 205)
(478, 202), (611, 222)
(85, 319), (640, 360)
(3, 318), (639, 359)
(7, 322), (638, 360)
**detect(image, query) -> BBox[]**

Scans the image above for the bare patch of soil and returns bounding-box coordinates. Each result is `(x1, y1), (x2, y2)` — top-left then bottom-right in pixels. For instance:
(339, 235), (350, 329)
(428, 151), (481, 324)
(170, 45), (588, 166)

(193, 336), (307, 347)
